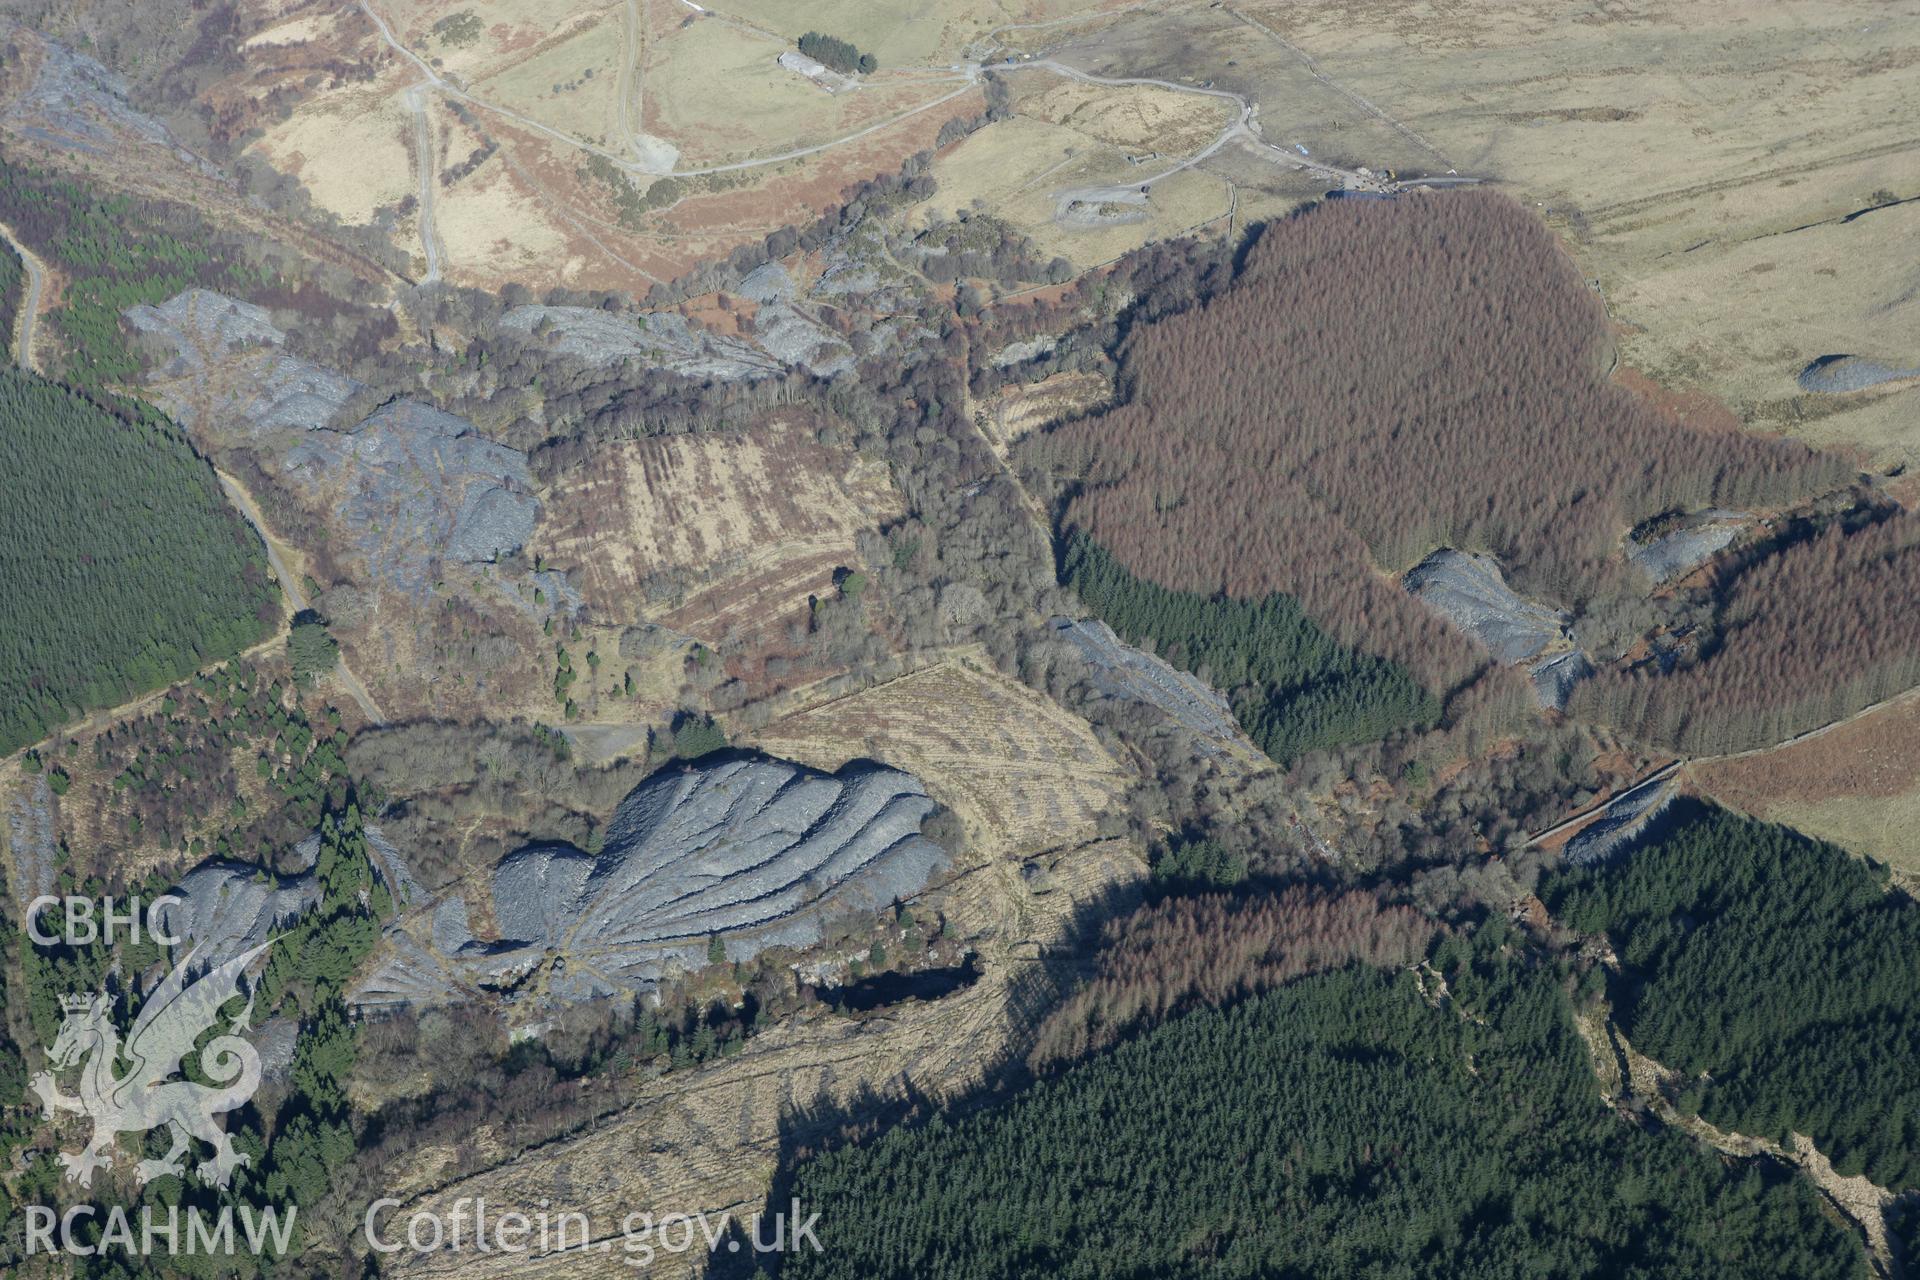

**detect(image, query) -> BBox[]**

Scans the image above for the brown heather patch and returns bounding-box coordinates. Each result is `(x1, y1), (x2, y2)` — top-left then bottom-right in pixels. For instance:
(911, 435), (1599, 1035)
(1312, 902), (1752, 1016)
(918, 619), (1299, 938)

(1693, 689), (1920, 808)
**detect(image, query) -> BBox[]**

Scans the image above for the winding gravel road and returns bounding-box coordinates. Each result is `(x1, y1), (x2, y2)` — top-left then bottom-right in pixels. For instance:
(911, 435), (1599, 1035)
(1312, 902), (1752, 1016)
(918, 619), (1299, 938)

(218, 471), (387, 726)
(404, 87), (444, 283)
(355, 0), (1464, 200)
(0, 221), (48, 373)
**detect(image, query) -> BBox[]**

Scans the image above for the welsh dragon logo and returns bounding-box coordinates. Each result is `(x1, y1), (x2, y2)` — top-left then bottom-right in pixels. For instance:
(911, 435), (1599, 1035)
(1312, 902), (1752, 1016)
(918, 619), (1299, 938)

(30, 941), (269, 1189)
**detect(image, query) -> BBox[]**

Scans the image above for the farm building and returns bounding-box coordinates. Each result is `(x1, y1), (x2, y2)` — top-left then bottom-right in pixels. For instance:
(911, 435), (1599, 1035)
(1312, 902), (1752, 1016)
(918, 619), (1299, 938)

(778, 51), (829, 80)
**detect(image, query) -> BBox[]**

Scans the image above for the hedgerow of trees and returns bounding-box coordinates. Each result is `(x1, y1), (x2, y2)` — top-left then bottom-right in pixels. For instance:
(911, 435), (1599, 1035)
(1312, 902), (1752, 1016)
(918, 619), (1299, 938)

(777, 922), (1859, 1280)
(1064, 530), (1439, 760)
(1545, 799), (1920, 1189)
(1026, 190), (1847, 691)
(798, 32), (876, 74)
(0, 366), (274, 754)
(1573, 510), (1920, 753)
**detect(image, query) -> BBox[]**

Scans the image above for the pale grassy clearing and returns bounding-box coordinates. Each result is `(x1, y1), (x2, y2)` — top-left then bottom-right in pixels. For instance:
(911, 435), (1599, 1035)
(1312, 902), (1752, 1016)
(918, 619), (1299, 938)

(251, 81), (415, 224)
(915, 112), (1234, 269)
(713, 0), (1105, 68)
(1750, 793), (1920, 882)
(1690, 690), (1920, 880)
(642, 17), (954, 166)
(1021, 79), (1235, 153)
(1031, 165), (1233, 267)
(752, 655), (1131, 859)
(386, 0), (615, 83)
(1221, 0), (1920, 466)
(432, 136), (584, 282)
(466, 14), (627, 147)
(241, 10), (343, 50)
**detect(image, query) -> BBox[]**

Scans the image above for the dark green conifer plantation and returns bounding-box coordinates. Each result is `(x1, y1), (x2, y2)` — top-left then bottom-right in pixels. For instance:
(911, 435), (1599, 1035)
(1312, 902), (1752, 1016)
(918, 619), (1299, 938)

(1547, 799), (1920, 1189)
(0, 365), (275, 753)
(776, 921), (1860, 1280)
(1063, 531), (1438, 760)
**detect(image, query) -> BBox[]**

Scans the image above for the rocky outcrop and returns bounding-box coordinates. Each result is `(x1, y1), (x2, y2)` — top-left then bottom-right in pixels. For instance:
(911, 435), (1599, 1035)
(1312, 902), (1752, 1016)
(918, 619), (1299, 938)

(354, 754), (951, 1011)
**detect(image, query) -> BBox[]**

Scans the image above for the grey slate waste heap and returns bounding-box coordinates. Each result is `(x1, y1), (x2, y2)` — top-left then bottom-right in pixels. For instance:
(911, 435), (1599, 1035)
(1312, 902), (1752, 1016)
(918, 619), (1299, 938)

(1563, 774), (1678, 866)
(1050, 616), (1243, 754)
(1625, 511), (1748, 586)
(497, 304), (782, 380)
(353, 754), (951, 1010)
(124, 288), (540, 598)
(150, 825), (418, 967)
(1796, 354), (1920, 394)
(284, 398), (539, 591)
(1403, 549), (1565, 664)
(124, 289), (359, 435)
(1403, 549), (1594, 711)
(500, 272), (857, 379)
(2, 24), (213, 169)
(151, 862), (323, 964)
